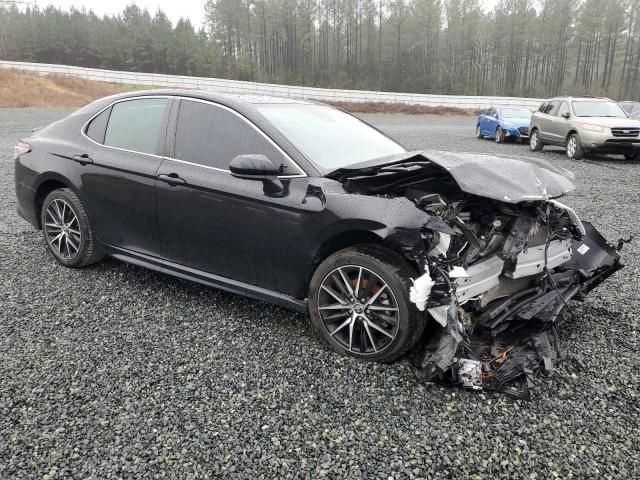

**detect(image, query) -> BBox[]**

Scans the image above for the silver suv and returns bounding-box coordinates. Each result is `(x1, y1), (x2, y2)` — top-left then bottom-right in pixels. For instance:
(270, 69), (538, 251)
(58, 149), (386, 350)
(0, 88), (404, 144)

(529, 96), (640, 160)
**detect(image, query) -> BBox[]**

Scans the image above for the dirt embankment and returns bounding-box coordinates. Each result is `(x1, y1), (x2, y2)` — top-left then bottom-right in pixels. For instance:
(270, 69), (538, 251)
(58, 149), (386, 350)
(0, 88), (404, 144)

(0, 69), (142, 108)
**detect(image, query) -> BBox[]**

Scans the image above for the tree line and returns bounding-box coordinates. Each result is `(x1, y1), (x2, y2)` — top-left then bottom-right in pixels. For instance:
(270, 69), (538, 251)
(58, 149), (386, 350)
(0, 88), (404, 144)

(1, 0), (640, 100)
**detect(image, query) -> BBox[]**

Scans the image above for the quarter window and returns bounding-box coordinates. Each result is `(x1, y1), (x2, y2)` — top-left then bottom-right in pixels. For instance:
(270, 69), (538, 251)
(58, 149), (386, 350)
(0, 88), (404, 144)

(173, 100), (291, 173)
(103, 98), (169, 155)
(85, 107), (111, 144)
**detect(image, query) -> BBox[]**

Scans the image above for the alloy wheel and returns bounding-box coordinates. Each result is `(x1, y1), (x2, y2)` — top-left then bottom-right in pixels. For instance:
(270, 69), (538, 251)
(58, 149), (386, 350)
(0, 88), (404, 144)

(567, 137), (577, 158)
(530, 131), (538, 150)
(317, 265), (400, 355)
(44, 199), (81, 259)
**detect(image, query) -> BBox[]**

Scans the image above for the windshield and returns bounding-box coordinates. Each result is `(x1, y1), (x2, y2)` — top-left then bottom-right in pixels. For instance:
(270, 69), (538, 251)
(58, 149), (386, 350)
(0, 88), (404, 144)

(572, 101), (627, 118)
(499, 107), (531, 118)
(256, 104), (406, 170)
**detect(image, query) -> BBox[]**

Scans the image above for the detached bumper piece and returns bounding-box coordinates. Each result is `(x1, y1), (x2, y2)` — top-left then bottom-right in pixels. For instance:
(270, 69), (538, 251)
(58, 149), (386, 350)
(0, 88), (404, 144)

(409, 222), (625, 399)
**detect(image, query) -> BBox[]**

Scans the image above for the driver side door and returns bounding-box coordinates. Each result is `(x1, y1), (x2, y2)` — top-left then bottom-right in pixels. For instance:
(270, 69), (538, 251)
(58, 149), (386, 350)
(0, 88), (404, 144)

(155, 98), (309, 289)
(551, 101), (572, 144)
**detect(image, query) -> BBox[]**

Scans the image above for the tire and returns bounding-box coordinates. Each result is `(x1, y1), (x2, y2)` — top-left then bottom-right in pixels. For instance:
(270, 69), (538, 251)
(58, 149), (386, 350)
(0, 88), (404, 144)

(530, 128), (544, 151)
(476, 125), (484, 139)
(308, 245), (425, 363)
(495, 127), (505, 143)
(624, 152), (639, 161)
(40, 188), (103, 268)
(566, 133), (584, 160)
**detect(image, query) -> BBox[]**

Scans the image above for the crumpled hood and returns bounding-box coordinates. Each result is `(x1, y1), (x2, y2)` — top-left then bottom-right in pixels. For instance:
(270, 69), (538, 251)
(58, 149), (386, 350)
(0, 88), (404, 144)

(418, 150), (575, 203)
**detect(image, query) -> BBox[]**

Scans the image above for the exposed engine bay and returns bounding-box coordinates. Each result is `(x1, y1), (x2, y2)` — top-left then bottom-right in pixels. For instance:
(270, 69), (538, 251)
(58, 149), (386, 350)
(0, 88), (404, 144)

(330, 151), (627, 398)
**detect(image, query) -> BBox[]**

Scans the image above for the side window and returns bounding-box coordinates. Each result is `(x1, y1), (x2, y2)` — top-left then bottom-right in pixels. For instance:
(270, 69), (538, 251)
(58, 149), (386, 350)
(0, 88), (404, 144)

(85, 107), (111, 144)
(545, 101), (560, 115)
(557, 102), (570, 118)
(538, 102), (547, 112)
(173, 100), (291, 173)
(103, 98), (169, 155)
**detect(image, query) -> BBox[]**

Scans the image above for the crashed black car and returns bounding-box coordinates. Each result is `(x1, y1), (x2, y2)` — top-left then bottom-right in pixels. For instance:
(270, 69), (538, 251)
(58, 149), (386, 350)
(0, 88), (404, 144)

(14, 91), (624, 393)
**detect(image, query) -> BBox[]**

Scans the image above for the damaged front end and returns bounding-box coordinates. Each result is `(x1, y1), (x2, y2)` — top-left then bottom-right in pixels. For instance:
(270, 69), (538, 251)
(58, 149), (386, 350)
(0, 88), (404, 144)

(329, 151), (626, 398)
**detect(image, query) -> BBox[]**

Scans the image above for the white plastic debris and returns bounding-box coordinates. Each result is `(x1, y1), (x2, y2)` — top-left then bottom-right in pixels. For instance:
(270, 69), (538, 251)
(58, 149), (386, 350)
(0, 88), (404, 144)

(428, 232), (451, 258)
(456, 359), (483, 390)
(427, 305), (449, 327)
(409, 266), (435, 311)
(448, 266), (469, 278)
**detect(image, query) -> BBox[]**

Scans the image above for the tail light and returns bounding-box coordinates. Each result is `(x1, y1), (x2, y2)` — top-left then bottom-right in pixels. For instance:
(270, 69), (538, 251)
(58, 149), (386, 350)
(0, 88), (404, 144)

(14, 140), (31, 159)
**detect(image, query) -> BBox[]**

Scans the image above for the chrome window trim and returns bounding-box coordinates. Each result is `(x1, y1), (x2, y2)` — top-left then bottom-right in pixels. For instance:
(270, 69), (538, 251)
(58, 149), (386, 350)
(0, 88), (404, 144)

(80, 95), (171, 159)
(80, 94), (308, 179)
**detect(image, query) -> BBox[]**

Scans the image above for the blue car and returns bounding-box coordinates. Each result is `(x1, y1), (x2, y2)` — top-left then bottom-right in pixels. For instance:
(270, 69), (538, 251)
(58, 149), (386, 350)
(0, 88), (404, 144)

(476, 106), (532, 143)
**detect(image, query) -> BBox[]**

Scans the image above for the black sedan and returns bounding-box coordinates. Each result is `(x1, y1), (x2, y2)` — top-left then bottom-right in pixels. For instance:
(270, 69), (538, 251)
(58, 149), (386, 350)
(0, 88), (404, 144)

(14, 91), (623, 373)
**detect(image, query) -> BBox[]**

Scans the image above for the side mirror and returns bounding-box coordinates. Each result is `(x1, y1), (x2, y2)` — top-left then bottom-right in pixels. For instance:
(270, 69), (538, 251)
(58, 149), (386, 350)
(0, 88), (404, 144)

(229, 154), (286, 196)
(229, 154), (280, 178)
(561, 112), (571, 119)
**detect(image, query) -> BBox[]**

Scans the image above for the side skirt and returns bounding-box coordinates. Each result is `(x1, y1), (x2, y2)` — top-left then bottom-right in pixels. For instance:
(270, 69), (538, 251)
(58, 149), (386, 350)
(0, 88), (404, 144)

(106, 245), (309, 313)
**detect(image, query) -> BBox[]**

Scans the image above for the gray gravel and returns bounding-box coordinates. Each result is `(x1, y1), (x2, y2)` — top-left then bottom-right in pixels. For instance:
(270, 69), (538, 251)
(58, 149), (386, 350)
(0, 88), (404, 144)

(1, 109), (638, 479)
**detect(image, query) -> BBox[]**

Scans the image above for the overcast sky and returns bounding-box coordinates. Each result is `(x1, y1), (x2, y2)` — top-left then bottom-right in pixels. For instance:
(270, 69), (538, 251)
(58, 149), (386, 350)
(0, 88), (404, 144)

(29, 1), (500, 30)
(45, 0), (208, 28)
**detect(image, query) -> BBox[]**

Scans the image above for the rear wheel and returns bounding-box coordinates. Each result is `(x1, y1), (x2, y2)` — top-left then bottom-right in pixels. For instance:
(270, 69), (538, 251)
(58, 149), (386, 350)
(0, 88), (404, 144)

(308, 245), (425, 363)
(476, 125), (484, 139)
(530, 129), (544, 151)
(41, 188), (103, 268)
(566, 133), (584, 160)
(495, 127), (505, 143)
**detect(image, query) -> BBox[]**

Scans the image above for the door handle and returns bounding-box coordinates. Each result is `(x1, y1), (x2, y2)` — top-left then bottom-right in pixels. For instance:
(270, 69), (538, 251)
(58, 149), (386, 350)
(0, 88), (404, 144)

(72, 154), (93, 165)
(157, 173), (187, 186)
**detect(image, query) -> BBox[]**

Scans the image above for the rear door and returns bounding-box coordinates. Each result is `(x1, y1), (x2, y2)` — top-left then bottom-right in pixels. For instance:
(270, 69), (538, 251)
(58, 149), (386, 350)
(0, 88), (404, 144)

(483, 108), (499, 136)
(156, 98), (309, 288)
(74, 96), (171, 258)
(537, 100), (561, 142)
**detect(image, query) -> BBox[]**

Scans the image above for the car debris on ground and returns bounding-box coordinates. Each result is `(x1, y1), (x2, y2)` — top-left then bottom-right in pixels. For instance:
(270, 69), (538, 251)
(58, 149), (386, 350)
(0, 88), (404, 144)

(332, 150), (627, 398)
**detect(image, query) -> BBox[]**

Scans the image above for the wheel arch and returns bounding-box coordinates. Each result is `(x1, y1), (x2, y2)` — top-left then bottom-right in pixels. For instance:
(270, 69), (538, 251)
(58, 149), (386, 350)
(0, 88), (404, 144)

(34, 175), (79, 229)
(307, 230), (384, 294)
(566, 129), (579, 142)
(306, 229), (422, 297)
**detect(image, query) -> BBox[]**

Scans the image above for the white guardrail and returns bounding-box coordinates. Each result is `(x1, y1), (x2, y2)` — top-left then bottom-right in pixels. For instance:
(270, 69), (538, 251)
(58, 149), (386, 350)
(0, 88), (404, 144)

(0, 60), (544, 110)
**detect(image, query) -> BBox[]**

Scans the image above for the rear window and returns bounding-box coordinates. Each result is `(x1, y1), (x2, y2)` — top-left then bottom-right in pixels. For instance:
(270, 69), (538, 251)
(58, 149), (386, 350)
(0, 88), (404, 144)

(103, 98), (169, 154)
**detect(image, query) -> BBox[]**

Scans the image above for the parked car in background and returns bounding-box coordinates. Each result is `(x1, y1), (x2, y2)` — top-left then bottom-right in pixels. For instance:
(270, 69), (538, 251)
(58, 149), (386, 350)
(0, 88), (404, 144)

(529, 96), (640, 160)
(618, 100), (640, 117)
(476, 106), (532, 143)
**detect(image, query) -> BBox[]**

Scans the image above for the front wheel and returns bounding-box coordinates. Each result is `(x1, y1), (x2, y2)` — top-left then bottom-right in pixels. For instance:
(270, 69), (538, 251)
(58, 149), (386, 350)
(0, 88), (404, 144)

(41, 188), (103, 268)
(495, 127), (505, 143)
(308, 245), (425, 363)
(566, 133), (584, 160)
(624, 152), (639, 161)
(530, 129), (544, 151)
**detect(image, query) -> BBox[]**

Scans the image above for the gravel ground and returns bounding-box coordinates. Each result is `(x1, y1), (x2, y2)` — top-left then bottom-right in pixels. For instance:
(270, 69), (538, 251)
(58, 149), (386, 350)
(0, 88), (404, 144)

(1, 109), (638, 479)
